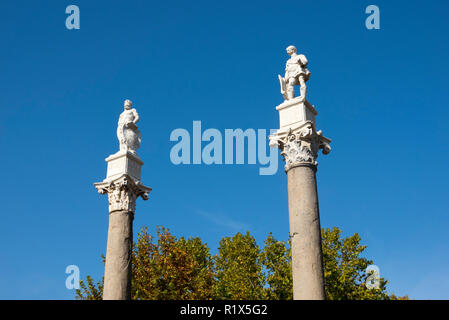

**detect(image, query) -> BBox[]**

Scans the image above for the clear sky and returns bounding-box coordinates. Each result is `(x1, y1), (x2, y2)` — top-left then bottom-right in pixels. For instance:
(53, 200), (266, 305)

(0, 0), (448, 299)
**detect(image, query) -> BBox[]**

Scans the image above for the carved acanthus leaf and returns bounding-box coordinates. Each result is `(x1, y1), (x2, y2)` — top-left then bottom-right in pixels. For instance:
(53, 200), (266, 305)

(274, 123), (331, 171)
(94, 175), (151, 213)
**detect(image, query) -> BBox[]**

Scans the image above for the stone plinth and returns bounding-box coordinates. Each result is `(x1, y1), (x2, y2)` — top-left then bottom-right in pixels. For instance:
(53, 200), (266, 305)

(106, 151), (143, 182)
(276, 97), (317, 134)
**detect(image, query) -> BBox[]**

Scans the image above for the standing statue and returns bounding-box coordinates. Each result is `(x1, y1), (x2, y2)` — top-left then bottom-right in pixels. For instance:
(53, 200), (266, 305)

(117, 99), (141, 154)
(278, 45), (311, 101)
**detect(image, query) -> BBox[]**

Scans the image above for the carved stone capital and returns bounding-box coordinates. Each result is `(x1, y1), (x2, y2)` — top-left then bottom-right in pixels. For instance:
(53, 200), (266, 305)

(94, 174), (151, 214)
(270, 122), (331, 172)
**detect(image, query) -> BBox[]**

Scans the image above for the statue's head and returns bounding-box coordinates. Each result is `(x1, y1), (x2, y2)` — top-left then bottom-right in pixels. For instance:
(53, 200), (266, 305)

(286, 45), (297, 56)
(124, 99), (133, 110)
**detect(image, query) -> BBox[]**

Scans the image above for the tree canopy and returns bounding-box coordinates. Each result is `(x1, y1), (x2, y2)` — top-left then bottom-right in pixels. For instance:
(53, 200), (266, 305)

(76, 226), (407, 300)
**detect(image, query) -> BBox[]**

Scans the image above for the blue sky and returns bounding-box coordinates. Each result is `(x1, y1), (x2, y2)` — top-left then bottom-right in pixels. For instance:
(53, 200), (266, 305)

(0, 0), (448, 299)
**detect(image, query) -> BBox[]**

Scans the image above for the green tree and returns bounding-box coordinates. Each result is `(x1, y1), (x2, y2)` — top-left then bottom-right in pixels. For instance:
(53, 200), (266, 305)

(132, 226), (215, 300)
(260, 233), (292, 299)
(259, 228), (398, 300)
(76, 276), (103, 300)
(76, 226), (405, 300)
(76, 226), (215, 300)
(214, 232), (265, 299)
(321, 227), (390, 300)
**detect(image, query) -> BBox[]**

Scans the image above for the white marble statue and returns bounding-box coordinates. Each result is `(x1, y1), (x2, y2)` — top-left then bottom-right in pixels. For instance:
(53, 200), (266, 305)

(117, 99), (141, 154)
(278, 45), (311, 101)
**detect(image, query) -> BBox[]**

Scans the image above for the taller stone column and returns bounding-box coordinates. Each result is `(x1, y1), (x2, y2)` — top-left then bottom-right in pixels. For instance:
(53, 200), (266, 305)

(270, 46), (331, 300)
(94, 99), (151, 300)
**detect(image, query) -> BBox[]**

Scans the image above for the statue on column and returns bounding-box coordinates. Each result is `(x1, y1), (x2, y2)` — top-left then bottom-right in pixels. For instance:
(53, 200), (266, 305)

(117, 99), (141, 154)
(278, 45), (311, 101)
(94, 97), (151, 300)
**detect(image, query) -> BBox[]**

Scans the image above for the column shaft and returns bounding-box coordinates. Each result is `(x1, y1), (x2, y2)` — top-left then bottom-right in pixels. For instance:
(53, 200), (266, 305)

(103, 210), (133, 300)
(287, 164), (325, 300)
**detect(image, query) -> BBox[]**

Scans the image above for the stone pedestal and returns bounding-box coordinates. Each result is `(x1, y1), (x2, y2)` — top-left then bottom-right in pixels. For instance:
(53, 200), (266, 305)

(276, 98), (317, 133)
(94, 151), (151, 300)
(269, 97), (331, 300)
(105, 151), (143, 181)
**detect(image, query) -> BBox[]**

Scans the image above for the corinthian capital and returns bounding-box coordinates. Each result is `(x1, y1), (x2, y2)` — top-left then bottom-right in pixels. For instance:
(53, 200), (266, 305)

(270, 122), (331, 172)
(94, 174), (151, 214)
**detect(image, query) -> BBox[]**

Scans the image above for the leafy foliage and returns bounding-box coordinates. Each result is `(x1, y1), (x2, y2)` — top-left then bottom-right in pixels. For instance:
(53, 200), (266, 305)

(260, 233), (292, 299)
(214, 232), (265, 299)
(322, 227), (389, 300)
(76, 226), (406, 300)
(132, 226), (215, 299)
(76, 276), (103, 300)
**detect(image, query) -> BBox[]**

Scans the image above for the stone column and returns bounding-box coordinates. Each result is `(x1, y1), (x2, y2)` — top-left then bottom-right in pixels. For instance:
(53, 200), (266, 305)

(270, 99), (331, 300)
(286, 160), (324, 299)
(94, 100), (151, 300)
(104, 209), (133, 300)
